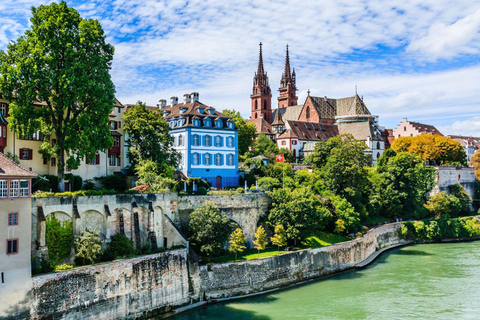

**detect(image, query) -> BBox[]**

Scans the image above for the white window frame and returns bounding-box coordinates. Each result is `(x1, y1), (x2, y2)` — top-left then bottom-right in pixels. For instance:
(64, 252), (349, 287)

(10, 180), (19, 198)
(0, 180), (8, 198)
(216, 154), (222, 165)
(227, 137), (233, 148)
(19, 180), (29, 197)
(193, 153), (199, 165)
(228, 154), (234, 166)
(205, 153), (211, 165)
(193, 135), (199, 146)
(215, 136), (222, 147)
(205, 135), (211, 146)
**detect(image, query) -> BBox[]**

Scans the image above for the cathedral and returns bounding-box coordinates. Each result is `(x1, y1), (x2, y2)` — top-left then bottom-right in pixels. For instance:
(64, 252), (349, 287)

(247, 43), (392, 164)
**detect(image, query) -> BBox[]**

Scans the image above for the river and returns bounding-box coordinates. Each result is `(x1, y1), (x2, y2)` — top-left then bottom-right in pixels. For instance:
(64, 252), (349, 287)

(170, 241), (480, 319)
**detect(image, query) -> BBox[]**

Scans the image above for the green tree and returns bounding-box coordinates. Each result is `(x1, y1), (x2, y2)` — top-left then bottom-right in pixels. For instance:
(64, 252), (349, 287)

(189, 201), (232, 259)
(75, 229), (102, 265)
(229, 228), (246, 261)
(122, 102), (180, 175)
(271, 225), (287, 251)
(321, 191), (360, 233)
(102, 234), (136, 261)
(258, 177), (281, 191)
(425, 191), (462, 217)
(471, 150), (480, 179)
(267, 187), (333, 244)
(45, 214), (74, 267)
(0, 2), (115, 191)
(250, 133), (279, 160)
(448, 184), (471, 215)
(253, 226), (267, 258)
(222, 109), (257, 155)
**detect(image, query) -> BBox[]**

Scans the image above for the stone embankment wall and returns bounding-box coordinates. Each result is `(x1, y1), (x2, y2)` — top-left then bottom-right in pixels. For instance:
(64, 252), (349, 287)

(194, 223), (405, 299)
(30, 249), (190, 320)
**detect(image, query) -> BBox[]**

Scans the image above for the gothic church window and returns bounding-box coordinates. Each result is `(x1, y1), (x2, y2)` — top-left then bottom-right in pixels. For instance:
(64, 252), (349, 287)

(306, 107), (310, 119)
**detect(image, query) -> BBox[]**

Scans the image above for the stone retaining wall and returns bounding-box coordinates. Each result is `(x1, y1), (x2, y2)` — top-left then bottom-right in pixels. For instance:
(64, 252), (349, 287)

(30, 249), (189, 320)
(194, 223), (405, 299)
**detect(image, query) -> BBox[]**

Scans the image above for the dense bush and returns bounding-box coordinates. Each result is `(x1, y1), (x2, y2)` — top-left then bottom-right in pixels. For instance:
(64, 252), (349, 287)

(196, 186), (207, 195)
(400, 216), (480, 241)
(102, 234), (136, 261)
(65, 173), (83, 191)
(258, 177), (281, 191)
(95, 174), (127, 192)
(425, 192), (461, 217)
(46, 214), (74, 267)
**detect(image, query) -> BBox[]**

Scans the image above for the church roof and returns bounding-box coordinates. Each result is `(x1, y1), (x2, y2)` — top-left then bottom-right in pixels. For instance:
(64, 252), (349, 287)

(337, 121), (376, 141)
(247, 117), (274, 135)
(272, 108), (284, 125)
(308, 94), (371, 119)
(277, 120), (339, 141)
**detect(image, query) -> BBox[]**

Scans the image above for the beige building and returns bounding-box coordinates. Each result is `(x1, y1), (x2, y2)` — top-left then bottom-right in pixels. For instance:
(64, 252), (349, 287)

(0, 153), (36, 317)
(393, 118), (442, 139)
(0, 97), (126, 189)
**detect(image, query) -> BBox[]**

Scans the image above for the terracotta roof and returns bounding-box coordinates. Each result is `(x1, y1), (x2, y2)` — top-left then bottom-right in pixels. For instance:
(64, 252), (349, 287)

(161, 101), (229, 119)
(277, 120), (339, 141)
(448, 135), (480, 148)
(409, 121), (442, 136)
(337, 121), (375, 141)
(272, 108), (284, 125)
(0, 153), (37, 177)
(247, 117), (273, 135)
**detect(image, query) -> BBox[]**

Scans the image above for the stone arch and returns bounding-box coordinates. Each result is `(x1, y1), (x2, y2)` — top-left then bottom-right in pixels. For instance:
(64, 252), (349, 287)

(112, 207), (132, 239)
(77, 210), (107, 241)
(46, 211), (72, 223)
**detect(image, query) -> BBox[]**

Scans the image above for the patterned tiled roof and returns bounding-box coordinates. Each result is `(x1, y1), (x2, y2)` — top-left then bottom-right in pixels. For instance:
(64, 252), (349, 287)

(337, 121), (375, 141)
(309, 94), (371, 119)
(410, 121), (442, 135)
(277, 120), (339, 141)
(0, 153), (37, 177)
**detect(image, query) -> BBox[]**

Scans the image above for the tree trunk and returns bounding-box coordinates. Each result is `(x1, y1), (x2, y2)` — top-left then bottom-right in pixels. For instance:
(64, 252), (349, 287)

(57, 135), (66, 192)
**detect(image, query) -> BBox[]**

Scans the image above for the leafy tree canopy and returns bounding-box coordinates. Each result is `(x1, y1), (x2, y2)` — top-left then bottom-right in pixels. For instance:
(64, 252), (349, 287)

(470, 150), (480, 180)
(122, 102), (179, 176)
(222, 109), (257, 155)
(249, 133), (279, 160)
(0, 1), (116, 190)
(391, 135), (466, 165)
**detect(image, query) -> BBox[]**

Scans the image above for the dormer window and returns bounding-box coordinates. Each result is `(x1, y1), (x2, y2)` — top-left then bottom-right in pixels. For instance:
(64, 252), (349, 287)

(198, 108), (205, 114)
(228, 122), (235, 129)
(216, 120), (223, 128)
(209, 109), (215, 115)
(179, 108), (186, 114)
(194, 119), (200, 127)
(204, 119), (212, 127)
(163, 111), (170, 117)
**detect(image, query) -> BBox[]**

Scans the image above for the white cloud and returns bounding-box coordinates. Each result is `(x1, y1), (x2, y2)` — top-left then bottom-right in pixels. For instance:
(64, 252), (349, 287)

(408, 8), (480, 59)
(437, 117), (480, 137)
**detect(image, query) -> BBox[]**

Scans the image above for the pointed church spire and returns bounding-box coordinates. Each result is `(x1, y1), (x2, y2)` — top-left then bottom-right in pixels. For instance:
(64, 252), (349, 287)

(257, 42), (265, 75)
(283, 44), (291, 80)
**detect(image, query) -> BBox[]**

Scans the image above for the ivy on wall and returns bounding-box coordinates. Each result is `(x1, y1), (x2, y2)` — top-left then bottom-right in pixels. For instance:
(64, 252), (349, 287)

(46, 214), (74, 266)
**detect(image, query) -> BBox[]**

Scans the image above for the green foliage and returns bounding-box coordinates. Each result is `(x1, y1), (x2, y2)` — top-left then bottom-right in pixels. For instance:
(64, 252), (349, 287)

(320, 191), (360, 233)
(270, 225), (287, 250)
(33, 189), (130, 198)
(135, 167), (176, 193)
(253, 226), (267, 258)
(266, 162), (294, 181)
(46, 214), (74, 266)
(400, 216), (480, 241)
(370, 152), (435, 219)
(3, 152), (19, 165)
(196, 186), (208, 195)
(0, 1), (116, 191)
(222, 109), (257, 155)
(448, 184), (471, 215)
(188, 201), (232, 259)
(102, 234), (136, 261)
(123, 102), (179, 175)
(65, 174), (83, 191)
(82, 179), (96, 190)
(425, 191), (462, 217)
(175, 177), (211, 193)
(95, 174), (127, 192)
(229, 228), (246, 261)
(75, 229), (102, 265)
(257, 177), (281, 191)
(54, 264), (74, 272)
(267, 187), (333, 243)
(249, 134), (280, 161)
(236, 187), (245, 194)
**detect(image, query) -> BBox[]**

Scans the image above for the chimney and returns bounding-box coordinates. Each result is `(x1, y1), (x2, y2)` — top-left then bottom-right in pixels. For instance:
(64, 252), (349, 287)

(403, 118), (408, 122)
(159, 99), (166, 108)
(191, 92), (199, 102)
(183, 94), (191, 104)
(170, 96), (178, 106)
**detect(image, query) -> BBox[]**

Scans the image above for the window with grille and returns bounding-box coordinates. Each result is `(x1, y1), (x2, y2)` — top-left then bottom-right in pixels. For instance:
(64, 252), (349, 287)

(0, 180), (7, 198)
(8, 213), (18, 226)
(228, 154), (234, 166)
(216, 154), (222, 165)
(215, 136), (222, 147)
(205, 135), (211, 146)
(6, 239), (18, 254)
(110, 154), (116, 166)
(19, 180), (29, 197)
(10, 180), (19, 197)
(205, 154), (211, 165)
(193, 153), (199, 165)
(193, 135), (199, 146)
(227, 137), (233, 148)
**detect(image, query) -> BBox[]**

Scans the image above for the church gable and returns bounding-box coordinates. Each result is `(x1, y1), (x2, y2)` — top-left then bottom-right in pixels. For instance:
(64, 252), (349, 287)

(298, 96), (321, 122)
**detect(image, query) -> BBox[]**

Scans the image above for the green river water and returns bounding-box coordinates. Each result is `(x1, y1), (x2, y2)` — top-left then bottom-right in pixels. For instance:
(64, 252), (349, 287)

(171, 242), (480, 320)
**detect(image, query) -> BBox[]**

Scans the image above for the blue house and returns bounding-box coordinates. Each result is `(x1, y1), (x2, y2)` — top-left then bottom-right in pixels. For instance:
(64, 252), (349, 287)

(161, 92), (239, 189)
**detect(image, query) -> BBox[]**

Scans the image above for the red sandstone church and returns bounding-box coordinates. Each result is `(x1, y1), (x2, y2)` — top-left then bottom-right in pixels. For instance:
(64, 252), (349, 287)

(247, 43), (393, 164)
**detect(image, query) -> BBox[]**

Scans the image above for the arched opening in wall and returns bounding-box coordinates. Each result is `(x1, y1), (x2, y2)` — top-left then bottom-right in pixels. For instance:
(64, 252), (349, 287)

(255, 100), (258, 110)
(293, 149), (296, 157)
(306, 106), (310, 119)
(45, 211), (74, 264)
(263, 100), (267, 110)
(78, 210), (107, 246)
(376, 141), (380, 149)
(115, 208), (133, 239)
(377, 152), (381, 159)
(255, 113), (258, 119)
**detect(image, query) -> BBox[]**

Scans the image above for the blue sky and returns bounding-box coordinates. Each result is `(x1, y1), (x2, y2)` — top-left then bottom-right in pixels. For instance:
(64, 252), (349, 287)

(1, 0), (480, 135)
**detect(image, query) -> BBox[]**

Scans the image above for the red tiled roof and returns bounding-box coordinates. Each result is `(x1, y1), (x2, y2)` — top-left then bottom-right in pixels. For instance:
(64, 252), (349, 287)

(277, 120), (339, 141)
(247, 117), (274, 135)
(0, 153), (37, 177)
(409, 121), (442, 135)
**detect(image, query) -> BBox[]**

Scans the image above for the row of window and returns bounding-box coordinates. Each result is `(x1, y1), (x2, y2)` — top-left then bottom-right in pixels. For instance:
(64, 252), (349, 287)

(192, 135), (234, 148)
(0, 180), (29, 198)
(169, 117), (235, 129)
(6, 239), (18, 255)
(192, 153), (235, 166)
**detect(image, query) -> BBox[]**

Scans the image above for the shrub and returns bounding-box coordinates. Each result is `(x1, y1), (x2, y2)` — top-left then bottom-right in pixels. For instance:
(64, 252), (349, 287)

(196, 186), (207, 195)
(46, 214), (74, 266)
(95, 174), (127, 192)
(75, 229), (102, 265)
(65, 173), (83, 191)
(236, 187), (245, 194)
(258, 177), (281, 191)
(425, 192), (461, 217)
(102, 234), (136, 261)
(83, 179), (96, 190)
(54, 264), (74, 272)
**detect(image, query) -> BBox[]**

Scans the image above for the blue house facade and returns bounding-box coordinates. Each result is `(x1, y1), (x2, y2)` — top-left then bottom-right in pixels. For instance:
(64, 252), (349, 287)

(162, 93), (239, 189)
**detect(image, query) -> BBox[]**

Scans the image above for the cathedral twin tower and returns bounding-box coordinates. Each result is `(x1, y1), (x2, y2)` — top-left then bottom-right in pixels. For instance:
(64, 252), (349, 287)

(251, 43), (298, 123)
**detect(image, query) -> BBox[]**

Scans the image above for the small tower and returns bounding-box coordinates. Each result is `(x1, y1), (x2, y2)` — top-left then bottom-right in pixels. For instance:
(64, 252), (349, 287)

(271, 107), (285, 135)
(251, 42), (272, 122)
(278, 44), (298, 109)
